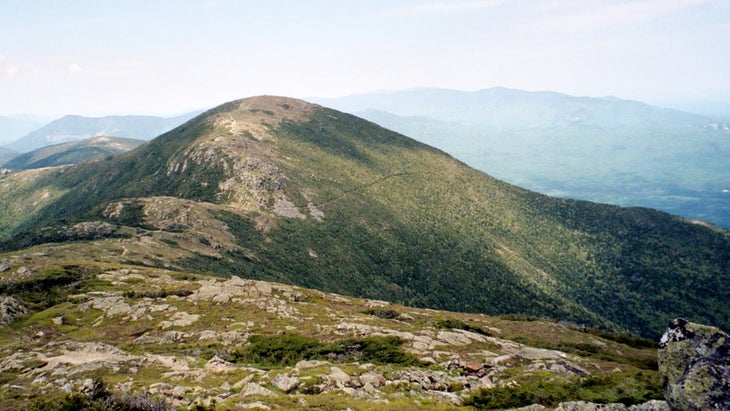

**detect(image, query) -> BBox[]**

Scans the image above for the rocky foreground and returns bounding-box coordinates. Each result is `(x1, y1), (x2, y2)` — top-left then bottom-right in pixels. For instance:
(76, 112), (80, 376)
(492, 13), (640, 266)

(5, 256), (728, 410)
(0, 258), (675, 410)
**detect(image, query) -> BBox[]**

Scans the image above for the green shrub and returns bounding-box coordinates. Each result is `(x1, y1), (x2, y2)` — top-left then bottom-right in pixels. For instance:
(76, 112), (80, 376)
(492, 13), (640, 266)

(233, 334), (328, 367)
(123, 289), (193, 299)
(362, 307), (400, 319)
(111, 201), (146, 228)
(0, 372), (16, 385)
(434, 318), (492, 336)
(29, 378), (171, 411)
(465, 379), (576, 409)
(585, 328), (657, 349)
(347, 335), (421, 366)
(159, 238), (179, 247)
(231, 333), (420, 368)
(465, 371), (662, 409)
(498, 314), (541, 322)
(0, 267), (81, 311)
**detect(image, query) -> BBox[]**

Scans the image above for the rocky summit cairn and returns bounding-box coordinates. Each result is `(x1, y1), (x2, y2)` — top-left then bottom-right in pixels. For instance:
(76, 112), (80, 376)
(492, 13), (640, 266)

(658, 318), (730, 410)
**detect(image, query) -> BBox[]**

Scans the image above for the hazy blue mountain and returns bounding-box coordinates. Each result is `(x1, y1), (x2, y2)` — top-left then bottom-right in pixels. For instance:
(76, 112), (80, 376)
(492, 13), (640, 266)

(4, 111), (202, 153)
(0, 114), (50, 145)
(663, 100), (730, 121)
(0, 146), (18, 165)
(313, 88), (730, 228)
(313, 87), (716, 129)
(2, 136), (144, 169)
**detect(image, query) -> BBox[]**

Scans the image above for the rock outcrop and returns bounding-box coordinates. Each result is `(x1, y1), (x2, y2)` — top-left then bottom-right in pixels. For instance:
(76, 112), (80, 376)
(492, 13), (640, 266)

(0, 263), (673, 410)
(658, 318), (730, 410)
(0, 296), (28, 326)
(551, 401), (669, 410)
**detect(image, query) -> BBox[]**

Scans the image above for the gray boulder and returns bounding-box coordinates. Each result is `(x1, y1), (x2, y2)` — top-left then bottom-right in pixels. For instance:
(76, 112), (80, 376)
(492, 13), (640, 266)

(658, 318), (730, 410)
(552, 401), (669, 411)
(554, 401), (627, 410)
(271, 374), (300, 393)
(627, 400), (669, 410)
(0, 296), (28, 326)
(508, 405), (546, 411)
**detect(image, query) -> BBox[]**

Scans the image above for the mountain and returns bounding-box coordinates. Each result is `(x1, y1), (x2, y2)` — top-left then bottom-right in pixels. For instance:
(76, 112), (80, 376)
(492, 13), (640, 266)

(0, 146), (17, 165)
(312, 88), (730, 229)
(1, 136), (144, 169)
(312, 87), (715, 129)
(4, 111), (202, 153)
(0, 96), (728, 340)
(0, 114), (49, 144)
(665, 100), (730, 121)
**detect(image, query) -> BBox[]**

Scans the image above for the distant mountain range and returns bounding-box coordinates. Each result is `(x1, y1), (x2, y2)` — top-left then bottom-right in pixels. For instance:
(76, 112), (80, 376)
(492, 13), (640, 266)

(1, 96), (728, 338)
(3, 111), (202, 153)
(312, 88), (730, 228)
(0, 147), (17, 165)
(0, 114), (50, 145)
(1, 136), (144, 170)
(314, 87), (718, 129)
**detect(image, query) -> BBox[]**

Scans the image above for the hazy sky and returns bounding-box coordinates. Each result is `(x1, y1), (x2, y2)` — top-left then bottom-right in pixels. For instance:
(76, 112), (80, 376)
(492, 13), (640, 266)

(1, 0), (728, 116)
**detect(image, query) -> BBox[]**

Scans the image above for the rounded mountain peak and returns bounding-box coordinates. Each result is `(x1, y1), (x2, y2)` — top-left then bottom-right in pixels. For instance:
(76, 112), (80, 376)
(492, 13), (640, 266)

(207, 96), (321, 126)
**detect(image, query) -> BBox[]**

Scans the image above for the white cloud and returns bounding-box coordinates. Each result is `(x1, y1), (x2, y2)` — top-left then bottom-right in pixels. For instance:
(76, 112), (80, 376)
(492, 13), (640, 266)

(68, 63), (83, 74)
(391, 0), (508, 15)
(3, 66), (18, 76)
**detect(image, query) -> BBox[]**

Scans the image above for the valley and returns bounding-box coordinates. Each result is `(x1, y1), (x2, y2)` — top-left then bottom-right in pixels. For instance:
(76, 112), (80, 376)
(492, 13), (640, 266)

(314, 88), (730, 229)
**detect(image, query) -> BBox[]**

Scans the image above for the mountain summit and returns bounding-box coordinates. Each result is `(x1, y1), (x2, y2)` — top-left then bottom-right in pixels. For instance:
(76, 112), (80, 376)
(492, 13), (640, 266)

(1, 96), (729, 337)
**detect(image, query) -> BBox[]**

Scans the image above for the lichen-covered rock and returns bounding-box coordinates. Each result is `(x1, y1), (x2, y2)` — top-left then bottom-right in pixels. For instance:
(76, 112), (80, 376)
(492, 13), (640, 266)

(0, 296), (28, 326)
(271, 374), (300, 393)
(554, 401), (627, 410)
(658, 318), (730, 410)
(325, 366), (352, 389)
(239, 383), (276, 398)
(0, 258), (10, 272)
(358, 370), (386, 388)
(627, 400), (669, 410)
(508, 405), (546, 411)
(205, 356), (237, 373)
(534, 400), (668, 411)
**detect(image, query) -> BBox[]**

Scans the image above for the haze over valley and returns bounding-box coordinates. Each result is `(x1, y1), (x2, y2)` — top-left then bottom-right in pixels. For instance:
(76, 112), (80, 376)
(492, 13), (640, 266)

(314, 87), (730, 228)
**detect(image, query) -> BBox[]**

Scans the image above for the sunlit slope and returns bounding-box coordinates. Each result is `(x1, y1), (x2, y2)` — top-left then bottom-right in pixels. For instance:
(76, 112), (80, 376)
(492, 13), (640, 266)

(2, 136), (143, 169)
(1, 96), (728, 337)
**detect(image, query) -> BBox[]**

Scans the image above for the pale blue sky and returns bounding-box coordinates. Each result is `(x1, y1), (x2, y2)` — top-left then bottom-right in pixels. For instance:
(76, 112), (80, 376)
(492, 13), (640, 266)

(1, 0), (729, 116)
